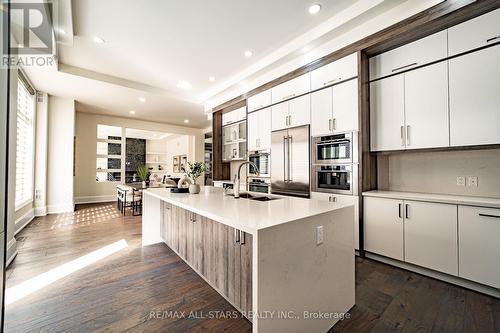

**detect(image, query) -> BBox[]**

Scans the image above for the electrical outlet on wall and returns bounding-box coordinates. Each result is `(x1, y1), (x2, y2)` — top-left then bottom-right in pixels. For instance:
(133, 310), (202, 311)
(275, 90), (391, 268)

(468, 176), (478, 187)
(316, 226), (324, 245)
(456, 176), (466, 186)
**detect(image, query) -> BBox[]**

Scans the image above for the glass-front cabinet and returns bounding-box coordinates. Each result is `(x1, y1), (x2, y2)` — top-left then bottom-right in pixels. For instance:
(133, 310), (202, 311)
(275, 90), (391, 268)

(222, 120), (247, 161)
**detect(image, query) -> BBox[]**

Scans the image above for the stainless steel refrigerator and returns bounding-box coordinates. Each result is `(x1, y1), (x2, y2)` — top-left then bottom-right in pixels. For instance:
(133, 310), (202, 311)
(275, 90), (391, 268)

(271, 125), (310, 198)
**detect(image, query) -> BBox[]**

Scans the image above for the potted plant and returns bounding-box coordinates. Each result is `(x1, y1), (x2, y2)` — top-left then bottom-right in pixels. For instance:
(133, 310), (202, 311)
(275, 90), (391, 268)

(182, 162), (206, 194)
(136, 165), (149, 188)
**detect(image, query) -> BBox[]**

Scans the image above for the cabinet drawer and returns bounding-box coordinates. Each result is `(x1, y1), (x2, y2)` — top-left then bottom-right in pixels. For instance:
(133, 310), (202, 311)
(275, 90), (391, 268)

(272, 73), (310, 104)
(448, 8), (500, 56)
(459, 206), (500, 289)
(311, 53), (357, 90)
(369, 30), (448, 81)
(248, 89), (272, 112)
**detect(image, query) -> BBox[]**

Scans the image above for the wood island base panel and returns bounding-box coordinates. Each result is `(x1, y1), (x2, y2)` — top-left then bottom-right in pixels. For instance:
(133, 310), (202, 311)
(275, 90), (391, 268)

(142, 187), (356, 333)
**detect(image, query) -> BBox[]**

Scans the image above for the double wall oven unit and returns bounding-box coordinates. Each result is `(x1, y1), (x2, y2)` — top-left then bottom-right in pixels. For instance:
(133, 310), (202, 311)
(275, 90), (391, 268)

(312, 132), (358, 195)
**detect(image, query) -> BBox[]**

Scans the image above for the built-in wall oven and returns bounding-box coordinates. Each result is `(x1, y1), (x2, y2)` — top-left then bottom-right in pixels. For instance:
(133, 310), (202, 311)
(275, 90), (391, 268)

(312, 164), (358, 195)
(247, 178), (270, 194)
(312, 132), (357, 165)
(248, 150), (270, 178)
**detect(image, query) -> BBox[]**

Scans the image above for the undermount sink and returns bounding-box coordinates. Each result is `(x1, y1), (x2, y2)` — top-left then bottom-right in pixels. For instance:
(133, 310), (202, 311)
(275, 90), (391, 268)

(229, 193), (281, 201)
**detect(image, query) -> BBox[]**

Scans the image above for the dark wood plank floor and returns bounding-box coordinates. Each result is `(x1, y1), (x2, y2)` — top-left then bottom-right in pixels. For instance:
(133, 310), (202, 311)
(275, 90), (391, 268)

(5, 203), (500, 333)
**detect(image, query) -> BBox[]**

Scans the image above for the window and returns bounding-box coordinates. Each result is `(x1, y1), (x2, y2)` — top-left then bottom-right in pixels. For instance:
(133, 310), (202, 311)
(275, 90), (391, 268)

(96, 125), (122, 182)
(15, 78), (35, 208)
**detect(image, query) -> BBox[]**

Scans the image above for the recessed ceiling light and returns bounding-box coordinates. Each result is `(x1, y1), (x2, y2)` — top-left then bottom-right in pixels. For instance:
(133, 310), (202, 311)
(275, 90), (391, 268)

(138, 97), (146, 103)
(309, 4), (322, 15)
(209, 76), (215, 82)
(177, 80), (192, 90)
(244, 50), (253, 57)
(93, 36), (105, 44)
(184, 119), (190, 124)
(129, 110), (136, 115)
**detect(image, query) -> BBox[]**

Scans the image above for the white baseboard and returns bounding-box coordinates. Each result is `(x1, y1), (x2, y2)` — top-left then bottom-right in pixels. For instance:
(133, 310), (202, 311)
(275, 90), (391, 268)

(47, 203), (75, 214)
(6, 238), (18, 267)
(365, 252), (500, 298)
(34, 206), (47, 217)
(15, 208), (35, 236)
(74, 195), (115, 205)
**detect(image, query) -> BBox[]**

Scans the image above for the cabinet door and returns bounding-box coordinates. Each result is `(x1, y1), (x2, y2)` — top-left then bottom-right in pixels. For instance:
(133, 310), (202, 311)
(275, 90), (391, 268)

(193, 215), (204, 273)
(177, 207), (188, 259)
(364, 197), (404, 260)
(459, 206), (500, 289)
(404, 201), (458, 275)
(332, 78), (358, 133)
(448, 8), (500, 56)
(258, 108), (271, 150)
(213, 222), (229, 295)
(185, 212), (196, 265)
(240, 231), (253, 315)
(369, 30), (448, 80)
(247, 111), (259, 151)
(228, 227), (241, 309)
(404, 61), (449, 149)
(248, 89), (272, 112)
(170, 205), (180, 253)
(311, 53), (358, 90)
(311, 88), (332, 136)
(272, 73), (310, 104)
(162, 203), (172, 245)
(271, 101), (288, 131)
(288, 94), (311, 128)
(370, 75), (405, 151)
(449, 45), (500, 146)
(202, 216), (215, 283)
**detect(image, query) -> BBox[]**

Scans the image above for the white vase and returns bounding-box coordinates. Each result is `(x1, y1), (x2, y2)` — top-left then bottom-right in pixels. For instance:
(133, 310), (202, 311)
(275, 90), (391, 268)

(142, 181), (147, 188)
(189, 184), (201, 194)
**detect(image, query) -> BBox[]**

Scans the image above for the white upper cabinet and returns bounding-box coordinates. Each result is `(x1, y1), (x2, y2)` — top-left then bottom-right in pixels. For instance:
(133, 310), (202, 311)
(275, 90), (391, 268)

(370, 75), (405, 151)
(288, 94), (311, 128)
(459, 205), (500, 289)
(404, 62), (449, 150)
(311, 88), (332, 136)
(311, 79), (358, 137)
(222, 106), (246, 126)
(332, 79), (358, 133)
(271, 73), (310, 104)
(404, 201), (458, 276)
(247, 89), (272, 112)
(248, 108), (271, 151)
(448, 8), (500, 57)
(369, 30), (448, 81)
(311, 53), (358, 90)
(271, 101), (289, 131)
(449, 44), (500, 147)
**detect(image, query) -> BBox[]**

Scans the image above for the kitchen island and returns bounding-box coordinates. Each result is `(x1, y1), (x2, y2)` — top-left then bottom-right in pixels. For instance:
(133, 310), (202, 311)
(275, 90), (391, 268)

(142, 187), (355, 333)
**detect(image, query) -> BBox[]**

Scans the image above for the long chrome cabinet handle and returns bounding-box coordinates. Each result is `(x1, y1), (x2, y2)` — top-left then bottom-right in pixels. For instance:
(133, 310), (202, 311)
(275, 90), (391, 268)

(288, 136), (292, 182)
(398, 203), (402, 219)
(479, 213), (500, 219)
(240, 230), (246, 245)
(234, 228), (240, 243)
(332, 118), (336, 131)
(400, 126), (405, 147)
(392, 62), (418, 72)
(405, 204), (409, 219)
(406, 125), (410, 146)
(328, 119), (332, 131)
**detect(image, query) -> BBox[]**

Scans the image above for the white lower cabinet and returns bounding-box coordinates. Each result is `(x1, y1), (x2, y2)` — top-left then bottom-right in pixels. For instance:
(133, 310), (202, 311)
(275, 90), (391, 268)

(311, 192), (359, 250)
(364, 197), (404, 260)
(364, 197), (458, 274)
(458, 206), (500, 289)
(404, 201), (458, 276)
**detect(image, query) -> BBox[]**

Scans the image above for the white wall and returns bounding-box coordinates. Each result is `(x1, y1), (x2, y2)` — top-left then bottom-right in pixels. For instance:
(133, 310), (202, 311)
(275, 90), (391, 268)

(74, 112), (203, 203)
(164, 135), (191, 176)
(378, 149), (500, 197)
(47, 96), (75, 213)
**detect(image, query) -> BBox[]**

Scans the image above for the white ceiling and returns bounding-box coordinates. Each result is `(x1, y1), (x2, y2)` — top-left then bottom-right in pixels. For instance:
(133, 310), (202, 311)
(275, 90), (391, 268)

(22, 0), (426, 129)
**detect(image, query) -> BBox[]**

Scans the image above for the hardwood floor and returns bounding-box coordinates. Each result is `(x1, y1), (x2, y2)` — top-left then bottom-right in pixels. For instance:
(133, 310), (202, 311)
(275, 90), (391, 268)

(5, 203), (500, 332)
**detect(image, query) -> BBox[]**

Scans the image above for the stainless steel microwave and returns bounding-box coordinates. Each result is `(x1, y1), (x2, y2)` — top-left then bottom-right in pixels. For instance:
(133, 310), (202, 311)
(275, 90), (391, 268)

(312, 163), (358, 195)
(312, 132), (358, 165)
(248, 150), (270, 178)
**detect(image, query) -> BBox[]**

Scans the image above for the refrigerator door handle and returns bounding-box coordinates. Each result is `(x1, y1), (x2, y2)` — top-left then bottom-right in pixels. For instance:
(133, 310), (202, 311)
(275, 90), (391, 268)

(288, 135), (293, 182)
(283, 135), (288, 181)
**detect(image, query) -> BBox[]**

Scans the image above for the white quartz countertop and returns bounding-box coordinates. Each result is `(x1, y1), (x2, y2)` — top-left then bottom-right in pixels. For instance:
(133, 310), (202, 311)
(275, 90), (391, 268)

(362, 190), (500, 209)
(144, 187), (353, 234)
